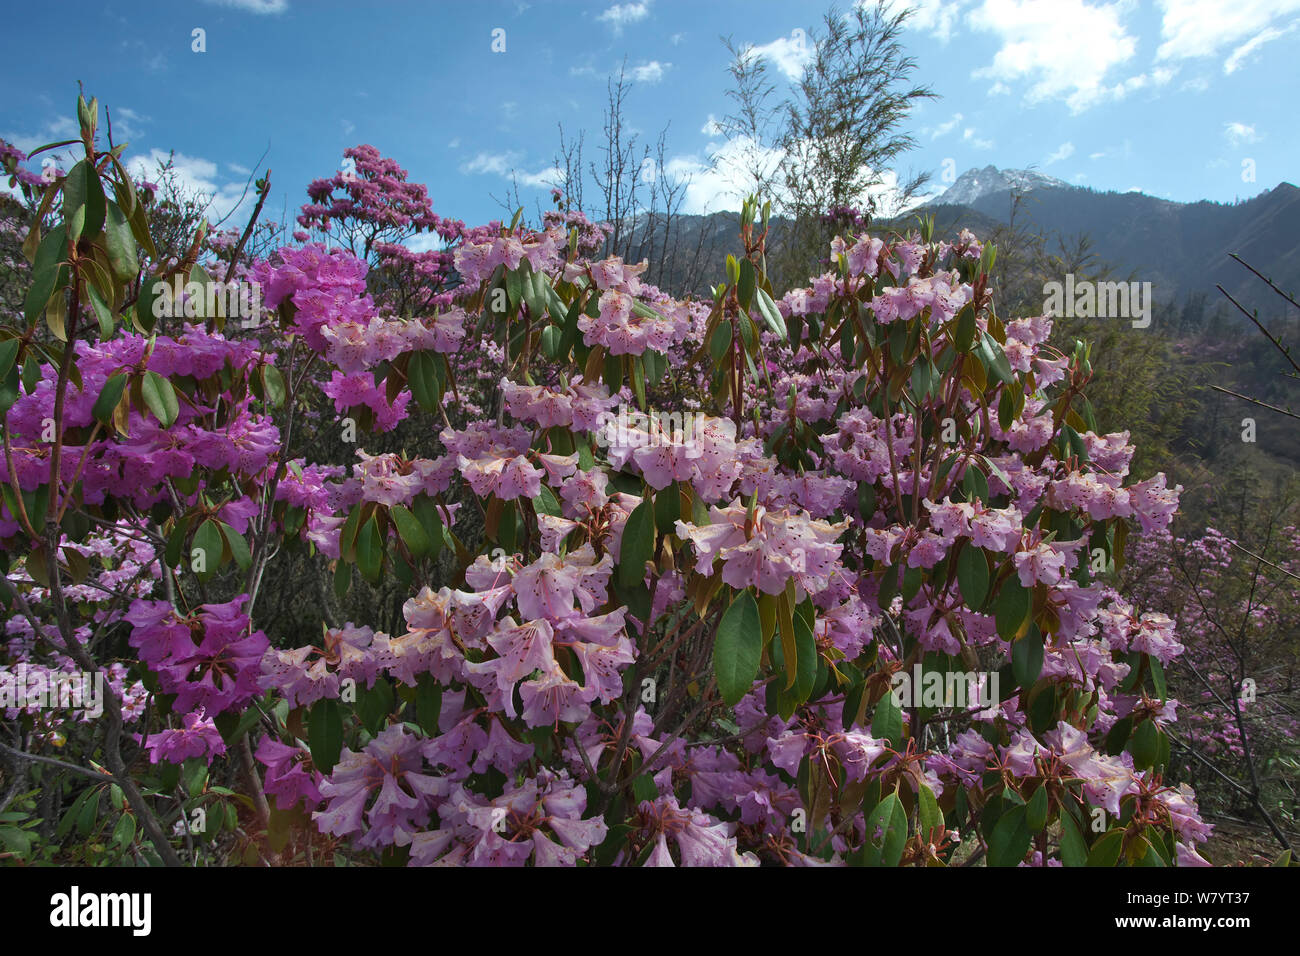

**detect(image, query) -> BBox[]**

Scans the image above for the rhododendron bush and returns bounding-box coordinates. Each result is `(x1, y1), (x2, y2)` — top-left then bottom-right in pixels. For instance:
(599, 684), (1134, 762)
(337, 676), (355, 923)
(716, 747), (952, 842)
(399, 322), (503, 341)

(0, 99), (1215, 867)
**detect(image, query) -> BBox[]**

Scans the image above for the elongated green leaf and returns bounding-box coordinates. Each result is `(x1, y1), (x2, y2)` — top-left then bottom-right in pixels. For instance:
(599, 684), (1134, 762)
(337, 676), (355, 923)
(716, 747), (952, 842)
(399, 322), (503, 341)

(219, 521), (252, 572)
(860, 792), (907, 867)
(957, 544), (990, 610)
(617, 499), (655, 589)
(23, 225), (67, 327)
(308, 699), (344, 775)
(356, 515), (383, 582)
(995, 578), (1031, 641)
(0, 339), (19, 381)
(713, 590), (762, 706)
(64, 159), (106, 242)
(872, 691), (904, 750)
(85, 283), (114, 339)
(192, 518), (223, 583)
(737, 257), (755, 310)
(987, 805), (1032, 867)
(1086, 828), (1124, 867)
(389, 503), (431, 558)
(1011, 626), (1044, 689)
(755, 287), (788, 339)
(140, 370), (179, 427)
(1059, 813), (1088, 867)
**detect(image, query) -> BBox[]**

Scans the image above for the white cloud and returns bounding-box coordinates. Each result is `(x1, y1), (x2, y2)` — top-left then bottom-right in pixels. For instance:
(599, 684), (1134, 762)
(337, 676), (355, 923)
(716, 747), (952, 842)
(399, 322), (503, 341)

(1223, 20), (1299, 72)
(666, 136), (787, 215)
(927, 112), (964, 139)
(2, 115), (77, 156)
(748, 30), (815, 80)
(967, 0), (1139, 112)
(1046, 142), (1075, 164)
(1156, 0), (1300, 63)
(126, 148), (254, 224)
(1223, 121), (1259, 145)
(461, 151), (562, 189)
(631, 60), (670, 83)
(202, 0), (288, 13)
(700, 114), (724, 135)
(962, 128), (994, 150)
(597, 1), (650, 33)
(893, 0), (972, 43)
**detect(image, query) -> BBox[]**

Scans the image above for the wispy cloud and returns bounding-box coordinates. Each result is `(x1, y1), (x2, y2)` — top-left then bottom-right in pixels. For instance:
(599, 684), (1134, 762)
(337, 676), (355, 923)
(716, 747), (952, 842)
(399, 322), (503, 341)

(597, 1), (650, 34)
(202, 0), (288, 13)
(1046, 141), (1074, 164)
(927, 112), (964, 140)
(631, 60), (670, 83)
(126, 148), (255, 223)
(1223, 121), (1258, 146)
(1223, 20), (1299, 73)
(1156, 0), (1300, 64)
(461, 151), (561, 189)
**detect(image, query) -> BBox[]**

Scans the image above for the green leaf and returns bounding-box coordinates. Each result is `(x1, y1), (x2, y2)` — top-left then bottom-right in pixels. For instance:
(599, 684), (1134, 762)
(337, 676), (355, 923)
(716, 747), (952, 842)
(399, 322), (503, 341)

(871, 692), (904, 750)
(111, 811), (137, 848)
(63, 159), (107, 242)
(1059, 813), (1088, 867)
(140, 370), (179, 427)
(85, 283), (115, 339)
(737, 257), (755, 310)
(357, 678), (394, 735)
(407, 350), (442, 411)
(356, 515), (383, 583)
(0, 339), (18, 382)
(708, 319), (733, 365)
(994, 578), (1031, 641)
(192, 519), (223, 582)
(1011, 626), (1044, 689)
(261, 365), (286, 408)
(860, 792), (908, 867)
(918, 783), (942, 839)
(1026, 785), (1048, 831)
(791, 610), (818, 704)
(24, 224), (67, 327)
(1129, 718), (1158, 770)
(415, 675), (443, 736)
(755, 287), (788, 339)
(956, 545), (989, 609)
(617, 499), (655, 590)
(219, 521), (252, 572)
(954, 304), (976, 352)
(0, 365), (20, 416)
(977, 331), (1015, 386)
(102, 199), (138, 282)
(987, 805), (1032, 867)
(1086, 828), (1124, 867)
(308, 699), (344, 775)
(389, 503), (431, 558)
(713, 590), (762, 707)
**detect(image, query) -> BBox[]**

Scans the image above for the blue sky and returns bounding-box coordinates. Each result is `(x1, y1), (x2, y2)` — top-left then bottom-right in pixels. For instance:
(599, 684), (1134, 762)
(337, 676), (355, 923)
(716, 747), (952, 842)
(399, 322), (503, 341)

(2, 0), (1296, 236)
